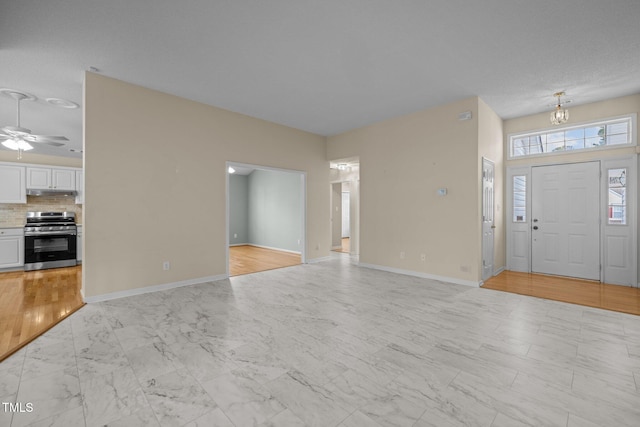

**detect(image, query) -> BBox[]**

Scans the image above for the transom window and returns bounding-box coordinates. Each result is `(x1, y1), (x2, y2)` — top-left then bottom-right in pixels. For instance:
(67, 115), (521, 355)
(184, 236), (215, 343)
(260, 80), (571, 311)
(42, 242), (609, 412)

(509, 116), (634, 159)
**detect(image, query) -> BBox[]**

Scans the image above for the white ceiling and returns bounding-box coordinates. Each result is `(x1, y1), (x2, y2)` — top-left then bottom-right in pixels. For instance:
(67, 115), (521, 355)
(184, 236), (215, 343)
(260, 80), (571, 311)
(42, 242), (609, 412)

(1, 0), (639, 159)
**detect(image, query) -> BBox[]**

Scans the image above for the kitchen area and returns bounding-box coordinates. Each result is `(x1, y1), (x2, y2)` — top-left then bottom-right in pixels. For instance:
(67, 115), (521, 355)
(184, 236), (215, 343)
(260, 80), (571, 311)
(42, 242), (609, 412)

(0, 162), (83, 271)
(0, 160), (84, 360)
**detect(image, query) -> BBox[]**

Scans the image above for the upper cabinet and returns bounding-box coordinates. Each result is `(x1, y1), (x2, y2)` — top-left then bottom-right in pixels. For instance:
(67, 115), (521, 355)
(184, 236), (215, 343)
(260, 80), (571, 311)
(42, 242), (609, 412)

(0, 164), (26, 203)
(26, 166), (76, 191)
(0, 162), (82, 204)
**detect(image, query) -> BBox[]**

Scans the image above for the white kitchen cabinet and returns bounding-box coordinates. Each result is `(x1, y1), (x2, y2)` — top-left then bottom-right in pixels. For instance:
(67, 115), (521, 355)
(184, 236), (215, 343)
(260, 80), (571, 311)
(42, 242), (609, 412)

(77, 225), (82, 262)
(75, 170), (84, 204)
(0, 163), (26, 203)
(26, 166), (76, 190)
(26, 167), (50, 189)
(52, 168), (76, 190)
(0, 228), (24, 269)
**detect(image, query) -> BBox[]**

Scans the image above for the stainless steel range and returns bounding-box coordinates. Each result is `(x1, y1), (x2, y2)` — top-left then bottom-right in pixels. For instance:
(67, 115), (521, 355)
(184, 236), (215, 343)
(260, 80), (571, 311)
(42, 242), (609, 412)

(24, 212), (77, 271)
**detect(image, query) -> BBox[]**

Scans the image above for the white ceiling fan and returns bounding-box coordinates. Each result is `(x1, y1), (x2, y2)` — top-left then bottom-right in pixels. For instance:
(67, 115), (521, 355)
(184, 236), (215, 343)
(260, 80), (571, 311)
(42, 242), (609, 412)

(0, 89), (68, 159)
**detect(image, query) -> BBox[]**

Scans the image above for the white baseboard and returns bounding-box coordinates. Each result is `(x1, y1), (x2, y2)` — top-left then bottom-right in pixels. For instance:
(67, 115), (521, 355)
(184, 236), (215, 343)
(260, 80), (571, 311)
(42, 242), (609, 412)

(307, 256), (332, 264)
(244, 243), (301, 255)
(84, 274), (228, 303)
(229, 243), (248, 247)
(358, 262), (481, 288)
(493, 266), (505, 276)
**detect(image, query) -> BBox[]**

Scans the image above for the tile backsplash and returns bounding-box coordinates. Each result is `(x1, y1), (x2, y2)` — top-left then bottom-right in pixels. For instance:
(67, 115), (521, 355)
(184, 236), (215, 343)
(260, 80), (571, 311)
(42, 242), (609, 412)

(0, 195), (82, 227)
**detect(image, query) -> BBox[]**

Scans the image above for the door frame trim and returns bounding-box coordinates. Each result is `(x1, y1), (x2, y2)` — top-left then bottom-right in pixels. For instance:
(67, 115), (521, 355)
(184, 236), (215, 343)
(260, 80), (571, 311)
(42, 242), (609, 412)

(481, 157), (495, 281)
(225, 161), (307, 278)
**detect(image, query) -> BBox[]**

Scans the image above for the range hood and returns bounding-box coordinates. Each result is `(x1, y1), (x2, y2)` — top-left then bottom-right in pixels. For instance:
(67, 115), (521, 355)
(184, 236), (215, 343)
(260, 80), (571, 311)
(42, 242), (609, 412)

(26, 188), (78, 197)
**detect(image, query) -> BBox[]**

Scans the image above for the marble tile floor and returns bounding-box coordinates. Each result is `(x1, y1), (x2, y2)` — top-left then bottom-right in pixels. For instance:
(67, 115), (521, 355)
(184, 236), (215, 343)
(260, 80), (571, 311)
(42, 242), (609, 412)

(1, 255), (639, 426)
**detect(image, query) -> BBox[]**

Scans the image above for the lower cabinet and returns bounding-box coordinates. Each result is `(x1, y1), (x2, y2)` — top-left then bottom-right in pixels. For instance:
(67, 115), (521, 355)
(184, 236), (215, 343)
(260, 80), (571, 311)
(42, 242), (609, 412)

(0, 228), (24, 269)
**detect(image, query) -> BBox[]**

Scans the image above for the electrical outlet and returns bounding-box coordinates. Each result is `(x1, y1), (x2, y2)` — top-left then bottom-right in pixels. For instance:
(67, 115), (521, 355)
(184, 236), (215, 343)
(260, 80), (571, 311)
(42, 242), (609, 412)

(400, 251), (405, 259)
(420, 254), (426, 262)
(298, 239), (301, 245)
(460, 265), (470, 272)
(163, 261), (170, 270)
(234, 233), (237, 239)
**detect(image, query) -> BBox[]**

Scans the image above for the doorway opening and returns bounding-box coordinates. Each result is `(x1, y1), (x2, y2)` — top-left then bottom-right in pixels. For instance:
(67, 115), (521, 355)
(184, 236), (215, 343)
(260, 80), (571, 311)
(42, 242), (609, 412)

(330, 159), (360, 257)
(226, 162), (306, 277)
(331, 182), (351, 253)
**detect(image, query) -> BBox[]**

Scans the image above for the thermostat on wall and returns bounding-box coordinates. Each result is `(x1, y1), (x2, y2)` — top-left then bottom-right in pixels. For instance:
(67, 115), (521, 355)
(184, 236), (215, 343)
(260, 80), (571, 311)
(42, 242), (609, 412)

(437, 188), (448, 196)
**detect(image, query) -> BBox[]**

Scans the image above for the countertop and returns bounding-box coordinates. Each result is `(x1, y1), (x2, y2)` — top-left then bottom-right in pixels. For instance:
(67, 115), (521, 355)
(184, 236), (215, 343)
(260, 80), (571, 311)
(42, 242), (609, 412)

(0, 224), (25, 229)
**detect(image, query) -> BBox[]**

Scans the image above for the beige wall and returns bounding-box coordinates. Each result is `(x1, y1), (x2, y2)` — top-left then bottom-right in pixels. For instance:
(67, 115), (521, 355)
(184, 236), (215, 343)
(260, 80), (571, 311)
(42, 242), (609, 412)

(84, 73), (329, 298)
(478, 98), (505, 273)
(327, 97), (497, 283)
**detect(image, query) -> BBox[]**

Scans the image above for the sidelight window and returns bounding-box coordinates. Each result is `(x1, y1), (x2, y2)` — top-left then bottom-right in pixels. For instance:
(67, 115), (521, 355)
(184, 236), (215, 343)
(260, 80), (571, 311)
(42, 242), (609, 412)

(512, 175), (526, 222)
(608, 168), (627, 225)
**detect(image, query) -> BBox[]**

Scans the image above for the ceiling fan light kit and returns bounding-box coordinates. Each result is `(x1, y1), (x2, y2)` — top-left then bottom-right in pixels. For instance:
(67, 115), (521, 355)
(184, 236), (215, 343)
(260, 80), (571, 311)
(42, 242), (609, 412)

(2, 138), (34, 152)
(0, 88), (70, 159)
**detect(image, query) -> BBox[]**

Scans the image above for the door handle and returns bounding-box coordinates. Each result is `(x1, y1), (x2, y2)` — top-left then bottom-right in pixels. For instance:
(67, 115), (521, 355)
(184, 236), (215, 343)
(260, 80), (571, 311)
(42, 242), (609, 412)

(533, 219), (538, 222)
(491, 225), (496, 229)
(533, 226), (539, 230)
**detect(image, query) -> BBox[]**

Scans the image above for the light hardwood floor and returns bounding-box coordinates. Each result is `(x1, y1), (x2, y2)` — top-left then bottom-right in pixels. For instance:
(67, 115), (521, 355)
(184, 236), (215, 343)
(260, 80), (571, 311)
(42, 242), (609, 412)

(482, 270), (640, 316)
(0, 265), (84, 362)
(332, 237), (350, 254)
(229, 245), (301, 276)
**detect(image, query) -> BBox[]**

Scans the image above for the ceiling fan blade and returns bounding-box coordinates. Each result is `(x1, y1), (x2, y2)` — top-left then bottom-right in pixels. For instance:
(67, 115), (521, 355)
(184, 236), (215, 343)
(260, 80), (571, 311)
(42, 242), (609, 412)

(1, 95), (70, 149)
(25, 134), (69, 146)
(1, 125), (32, 137)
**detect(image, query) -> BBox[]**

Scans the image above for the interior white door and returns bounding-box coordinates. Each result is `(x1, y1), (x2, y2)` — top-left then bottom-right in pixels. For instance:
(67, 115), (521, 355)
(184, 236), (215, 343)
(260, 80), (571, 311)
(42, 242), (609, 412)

(482, 158), (495, 281)
(531, 162), (600, 280)
(341, 191), (350, 238)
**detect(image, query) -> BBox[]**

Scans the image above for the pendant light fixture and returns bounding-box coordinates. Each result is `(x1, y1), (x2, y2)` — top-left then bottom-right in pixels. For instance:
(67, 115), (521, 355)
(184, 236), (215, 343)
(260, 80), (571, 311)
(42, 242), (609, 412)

(550, 91), (570, 125)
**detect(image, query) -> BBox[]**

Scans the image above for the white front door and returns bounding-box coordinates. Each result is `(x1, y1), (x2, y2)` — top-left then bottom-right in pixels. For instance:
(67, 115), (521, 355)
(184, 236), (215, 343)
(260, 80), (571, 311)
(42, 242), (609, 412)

(482, 158), (495, 281)
(531, 162), (600, 280)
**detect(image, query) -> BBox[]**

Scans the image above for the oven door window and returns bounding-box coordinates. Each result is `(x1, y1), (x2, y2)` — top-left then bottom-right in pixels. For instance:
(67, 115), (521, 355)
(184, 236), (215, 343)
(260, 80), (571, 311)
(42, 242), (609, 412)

(25, 234), (77, 264)
(34, 237), (69, 253)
